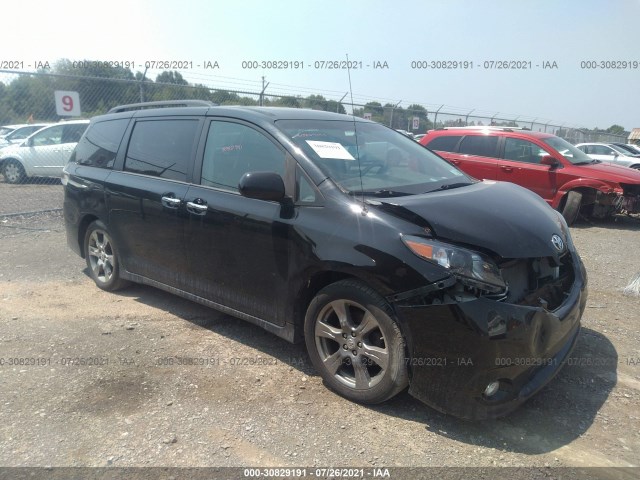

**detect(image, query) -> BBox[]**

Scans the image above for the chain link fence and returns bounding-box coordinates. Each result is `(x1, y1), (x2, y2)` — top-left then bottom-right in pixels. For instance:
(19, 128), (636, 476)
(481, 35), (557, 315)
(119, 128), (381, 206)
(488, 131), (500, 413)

(0, 69), (632, 217)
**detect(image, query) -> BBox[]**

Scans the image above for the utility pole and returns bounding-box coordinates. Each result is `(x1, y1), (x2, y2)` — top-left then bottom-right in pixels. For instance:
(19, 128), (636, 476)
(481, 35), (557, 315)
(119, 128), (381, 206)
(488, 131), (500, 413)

(259, 76), (270, 106)
(389, 100), (401, 128)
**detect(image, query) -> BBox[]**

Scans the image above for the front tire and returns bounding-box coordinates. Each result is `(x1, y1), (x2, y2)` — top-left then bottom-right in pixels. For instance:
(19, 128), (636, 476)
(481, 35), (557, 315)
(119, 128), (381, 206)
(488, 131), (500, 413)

(561, 191), (582, 225)
(84, 220), (129, 291)
(304, 279), (408, 404)
(3, 160), (26, 184)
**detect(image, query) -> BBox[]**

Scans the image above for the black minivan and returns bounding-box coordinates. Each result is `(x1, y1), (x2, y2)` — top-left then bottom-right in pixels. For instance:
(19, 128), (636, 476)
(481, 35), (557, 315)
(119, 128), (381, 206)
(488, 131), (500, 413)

(63, 101), (587, 419)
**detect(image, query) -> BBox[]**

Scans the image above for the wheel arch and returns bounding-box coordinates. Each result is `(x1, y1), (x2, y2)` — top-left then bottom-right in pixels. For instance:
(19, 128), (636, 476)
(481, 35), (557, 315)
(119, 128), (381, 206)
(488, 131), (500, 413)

(1, 157), (27, 182)
(557, 186), (598, 211)
(77, 214), (100, 258)
(292, 269), (400, 343)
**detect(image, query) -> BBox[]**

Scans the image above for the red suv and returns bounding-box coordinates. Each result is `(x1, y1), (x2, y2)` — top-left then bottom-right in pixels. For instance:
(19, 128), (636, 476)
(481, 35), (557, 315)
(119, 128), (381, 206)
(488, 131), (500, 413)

(420, 127), (640, 224)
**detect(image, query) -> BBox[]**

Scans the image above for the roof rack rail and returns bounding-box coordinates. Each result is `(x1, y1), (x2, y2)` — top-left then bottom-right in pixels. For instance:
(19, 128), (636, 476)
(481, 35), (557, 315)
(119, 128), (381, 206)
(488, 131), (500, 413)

(438, 126), (526, 132)
(108, 100), (216, 113)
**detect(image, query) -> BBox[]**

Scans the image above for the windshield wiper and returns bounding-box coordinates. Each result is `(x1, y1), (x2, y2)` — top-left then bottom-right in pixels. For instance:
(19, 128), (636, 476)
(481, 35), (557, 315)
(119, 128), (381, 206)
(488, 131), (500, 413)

(353, 189), (411, 198)
(425, 182), (473, 193)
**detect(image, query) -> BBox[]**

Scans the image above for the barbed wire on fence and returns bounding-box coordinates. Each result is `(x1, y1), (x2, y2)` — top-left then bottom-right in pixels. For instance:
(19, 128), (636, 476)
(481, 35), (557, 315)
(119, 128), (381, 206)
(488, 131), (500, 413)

(0, 69), (629, 144)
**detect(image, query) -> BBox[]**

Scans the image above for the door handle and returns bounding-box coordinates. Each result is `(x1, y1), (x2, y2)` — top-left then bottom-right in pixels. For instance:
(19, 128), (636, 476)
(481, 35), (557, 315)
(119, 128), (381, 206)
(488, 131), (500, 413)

(186, 200), (208, 215)
(500, 166), (513, 172)
(161, 195), (181, 209)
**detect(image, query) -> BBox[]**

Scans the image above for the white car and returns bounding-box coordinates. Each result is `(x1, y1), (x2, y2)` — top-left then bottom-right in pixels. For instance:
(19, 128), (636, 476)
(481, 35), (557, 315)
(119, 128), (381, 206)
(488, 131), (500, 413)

(575, 142), (640, 169)
(0, 120), (89, 184)
(0, 123), (51, 149)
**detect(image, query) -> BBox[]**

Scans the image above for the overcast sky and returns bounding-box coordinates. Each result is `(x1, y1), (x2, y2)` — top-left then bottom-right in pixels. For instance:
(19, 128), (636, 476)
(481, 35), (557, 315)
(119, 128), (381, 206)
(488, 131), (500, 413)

(5, 0), (640, 130)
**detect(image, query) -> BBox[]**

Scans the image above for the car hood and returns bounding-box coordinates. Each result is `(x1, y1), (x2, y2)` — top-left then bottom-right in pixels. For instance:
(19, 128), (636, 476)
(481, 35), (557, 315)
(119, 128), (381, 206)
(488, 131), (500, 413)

(375, 181), (568, 259)
(575, 162), (640, 182)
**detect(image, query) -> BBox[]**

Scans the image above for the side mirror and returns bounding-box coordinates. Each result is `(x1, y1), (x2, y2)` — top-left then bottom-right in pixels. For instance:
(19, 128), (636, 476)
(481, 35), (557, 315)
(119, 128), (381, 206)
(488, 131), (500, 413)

(238, 171), (285, 202)
(540, 155), (559, 167)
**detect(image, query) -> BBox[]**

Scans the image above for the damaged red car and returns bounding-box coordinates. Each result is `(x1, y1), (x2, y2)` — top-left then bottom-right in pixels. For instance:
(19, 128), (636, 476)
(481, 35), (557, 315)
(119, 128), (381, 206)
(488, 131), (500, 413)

(420, 127), (640, 224)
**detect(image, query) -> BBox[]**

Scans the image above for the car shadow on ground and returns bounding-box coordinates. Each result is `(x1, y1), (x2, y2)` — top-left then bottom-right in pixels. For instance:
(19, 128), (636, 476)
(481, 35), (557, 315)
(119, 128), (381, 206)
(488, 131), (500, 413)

(372, 327), (617, 455)
(99, 279), (617, 455)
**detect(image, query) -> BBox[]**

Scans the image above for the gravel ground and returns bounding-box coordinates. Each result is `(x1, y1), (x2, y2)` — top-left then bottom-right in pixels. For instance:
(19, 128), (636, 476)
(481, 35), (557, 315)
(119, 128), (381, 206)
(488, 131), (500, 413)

(0, 178), (63, 216)
(0, 210), (639, 479)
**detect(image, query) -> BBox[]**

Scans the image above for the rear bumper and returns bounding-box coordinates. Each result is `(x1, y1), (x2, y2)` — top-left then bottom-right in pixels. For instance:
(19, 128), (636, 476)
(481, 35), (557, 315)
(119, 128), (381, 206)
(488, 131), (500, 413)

(395, 253), (587, 420)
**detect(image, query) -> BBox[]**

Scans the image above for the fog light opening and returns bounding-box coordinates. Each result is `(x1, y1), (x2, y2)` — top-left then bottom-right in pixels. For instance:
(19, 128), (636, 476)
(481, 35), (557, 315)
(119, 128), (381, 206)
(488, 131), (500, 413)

(484, 381), (500, 398)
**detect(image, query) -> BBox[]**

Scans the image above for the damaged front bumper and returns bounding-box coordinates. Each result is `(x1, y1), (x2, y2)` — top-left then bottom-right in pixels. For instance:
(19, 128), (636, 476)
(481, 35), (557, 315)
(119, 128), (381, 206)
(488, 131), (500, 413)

(393, 252), (588, 420)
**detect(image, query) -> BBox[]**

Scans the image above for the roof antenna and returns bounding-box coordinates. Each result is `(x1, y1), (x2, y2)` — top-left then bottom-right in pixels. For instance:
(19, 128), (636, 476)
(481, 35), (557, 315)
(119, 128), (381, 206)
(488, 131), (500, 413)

(346, 53), (368, 215)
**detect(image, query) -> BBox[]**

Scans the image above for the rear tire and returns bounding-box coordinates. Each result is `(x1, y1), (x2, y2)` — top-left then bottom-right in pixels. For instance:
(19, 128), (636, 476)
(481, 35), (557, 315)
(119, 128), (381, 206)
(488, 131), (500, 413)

(84, 220), (129, 291)
(3, 159), (26, 184)
(561, 191), (582, 225)
(304, 279), (408, 404)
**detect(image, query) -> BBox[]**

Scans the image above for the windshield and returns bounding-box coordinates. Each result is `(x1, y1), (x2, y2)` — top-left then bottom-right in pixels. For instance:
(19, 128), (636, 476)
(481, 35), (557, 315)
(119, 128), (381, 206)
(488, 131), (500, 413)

(277, 119), (471, 195)
(609, 144), (635, 156)
(542, 136), (594, 164)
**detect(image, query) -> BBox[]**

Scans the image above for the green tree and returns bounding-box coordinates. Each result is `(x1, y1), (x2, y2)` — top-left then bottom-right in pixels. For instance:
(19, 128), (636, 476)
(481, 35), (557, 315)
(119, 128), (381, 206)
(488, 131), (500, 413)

(155, 71), (188, 85)
(606, 124), (625, 135)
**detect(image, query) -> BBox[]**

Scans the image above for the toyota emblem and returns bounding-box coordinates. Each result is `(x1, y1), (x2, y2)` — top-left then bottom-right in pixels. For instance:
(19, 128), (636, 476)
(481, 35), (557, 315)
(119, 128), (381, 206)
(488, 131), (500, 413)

(551, 234), (565, 252)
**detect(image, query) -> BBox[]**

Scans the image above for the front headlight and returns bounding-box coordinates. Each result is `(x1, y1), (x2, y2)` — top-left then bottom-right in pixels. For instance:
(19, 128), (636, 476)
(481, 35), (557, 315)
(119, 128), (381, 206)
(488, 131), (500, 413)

(402, 235), (506, 293)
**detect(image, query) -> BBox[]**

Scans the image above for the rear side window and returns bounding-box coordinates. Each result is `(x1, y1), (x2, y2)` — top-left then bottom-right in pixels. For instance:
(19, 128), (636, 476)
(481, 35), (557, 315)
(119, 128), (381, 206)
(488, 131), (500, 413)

(74, 119), (128, 169)
(425, 135), (462, 152)
(458, 135), (499, 157)
(124, 119), (199, 182)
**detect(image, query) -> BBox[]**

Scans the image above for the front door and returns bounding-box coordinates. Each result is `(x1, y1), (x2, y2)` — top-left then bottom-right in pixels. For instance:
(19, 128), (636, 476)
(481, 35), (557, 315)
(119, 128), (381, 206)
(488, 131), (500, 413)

(184, 119), (291, 325)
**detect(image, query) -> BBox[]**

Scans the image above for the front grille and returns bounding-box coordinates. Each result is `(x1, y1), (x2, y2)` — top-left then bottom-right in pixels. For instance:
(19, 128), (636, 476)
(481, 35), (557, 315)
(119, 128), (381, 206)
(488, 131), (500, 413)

(499, 254), (574, 310)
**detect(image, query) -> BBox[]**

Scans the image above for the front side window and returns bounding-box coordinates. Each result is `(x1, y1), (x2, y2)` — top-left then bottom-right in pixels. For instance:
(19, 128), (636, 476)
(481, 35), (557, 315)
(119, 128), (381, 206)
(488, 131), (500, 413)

(31, 125), (64, 147)
(591, 145), (614, 155)
(458, 135), (499, 158)
(277, 120), (470, 196)
(503, 137), (551, 164)
(201, 121), (285, 192)
(542, 136), (593, 164)
(74, 119), (129, 168)
(124, 119), (199, 182)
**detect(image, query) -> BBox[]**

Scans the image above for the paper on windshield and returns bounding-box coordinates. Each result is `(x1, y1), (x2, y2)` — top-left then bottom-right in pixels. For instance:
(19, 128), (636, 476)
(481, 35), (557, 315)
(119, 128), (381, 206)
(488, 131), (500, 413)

(306, 140), (356, 160)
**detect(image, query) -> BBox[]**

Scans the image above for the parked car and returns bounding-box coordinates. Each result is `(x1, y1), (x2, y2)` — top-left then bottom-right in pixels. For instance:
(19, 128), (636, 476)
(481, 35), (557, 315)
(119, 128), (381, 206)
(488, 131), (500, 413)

(609, 142), (640, 156)
(413, 133), (426, 142)
(574, 142), (640, 169)
(0, 124), (27, 137)
(0, 120), (89, 183)
(63, 101), (587, 420)
(420, 127), (640, 224)
(0, 123), (51, 149)
(395, 129), (415, 139)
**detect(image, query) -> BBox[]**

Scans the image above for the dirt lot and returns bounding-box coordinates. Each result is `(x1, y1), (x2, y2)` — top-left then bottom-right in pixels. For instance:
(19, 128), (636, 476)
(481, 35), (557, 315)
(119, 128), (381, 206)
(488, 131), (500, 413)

(0, 200), (639, 477)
